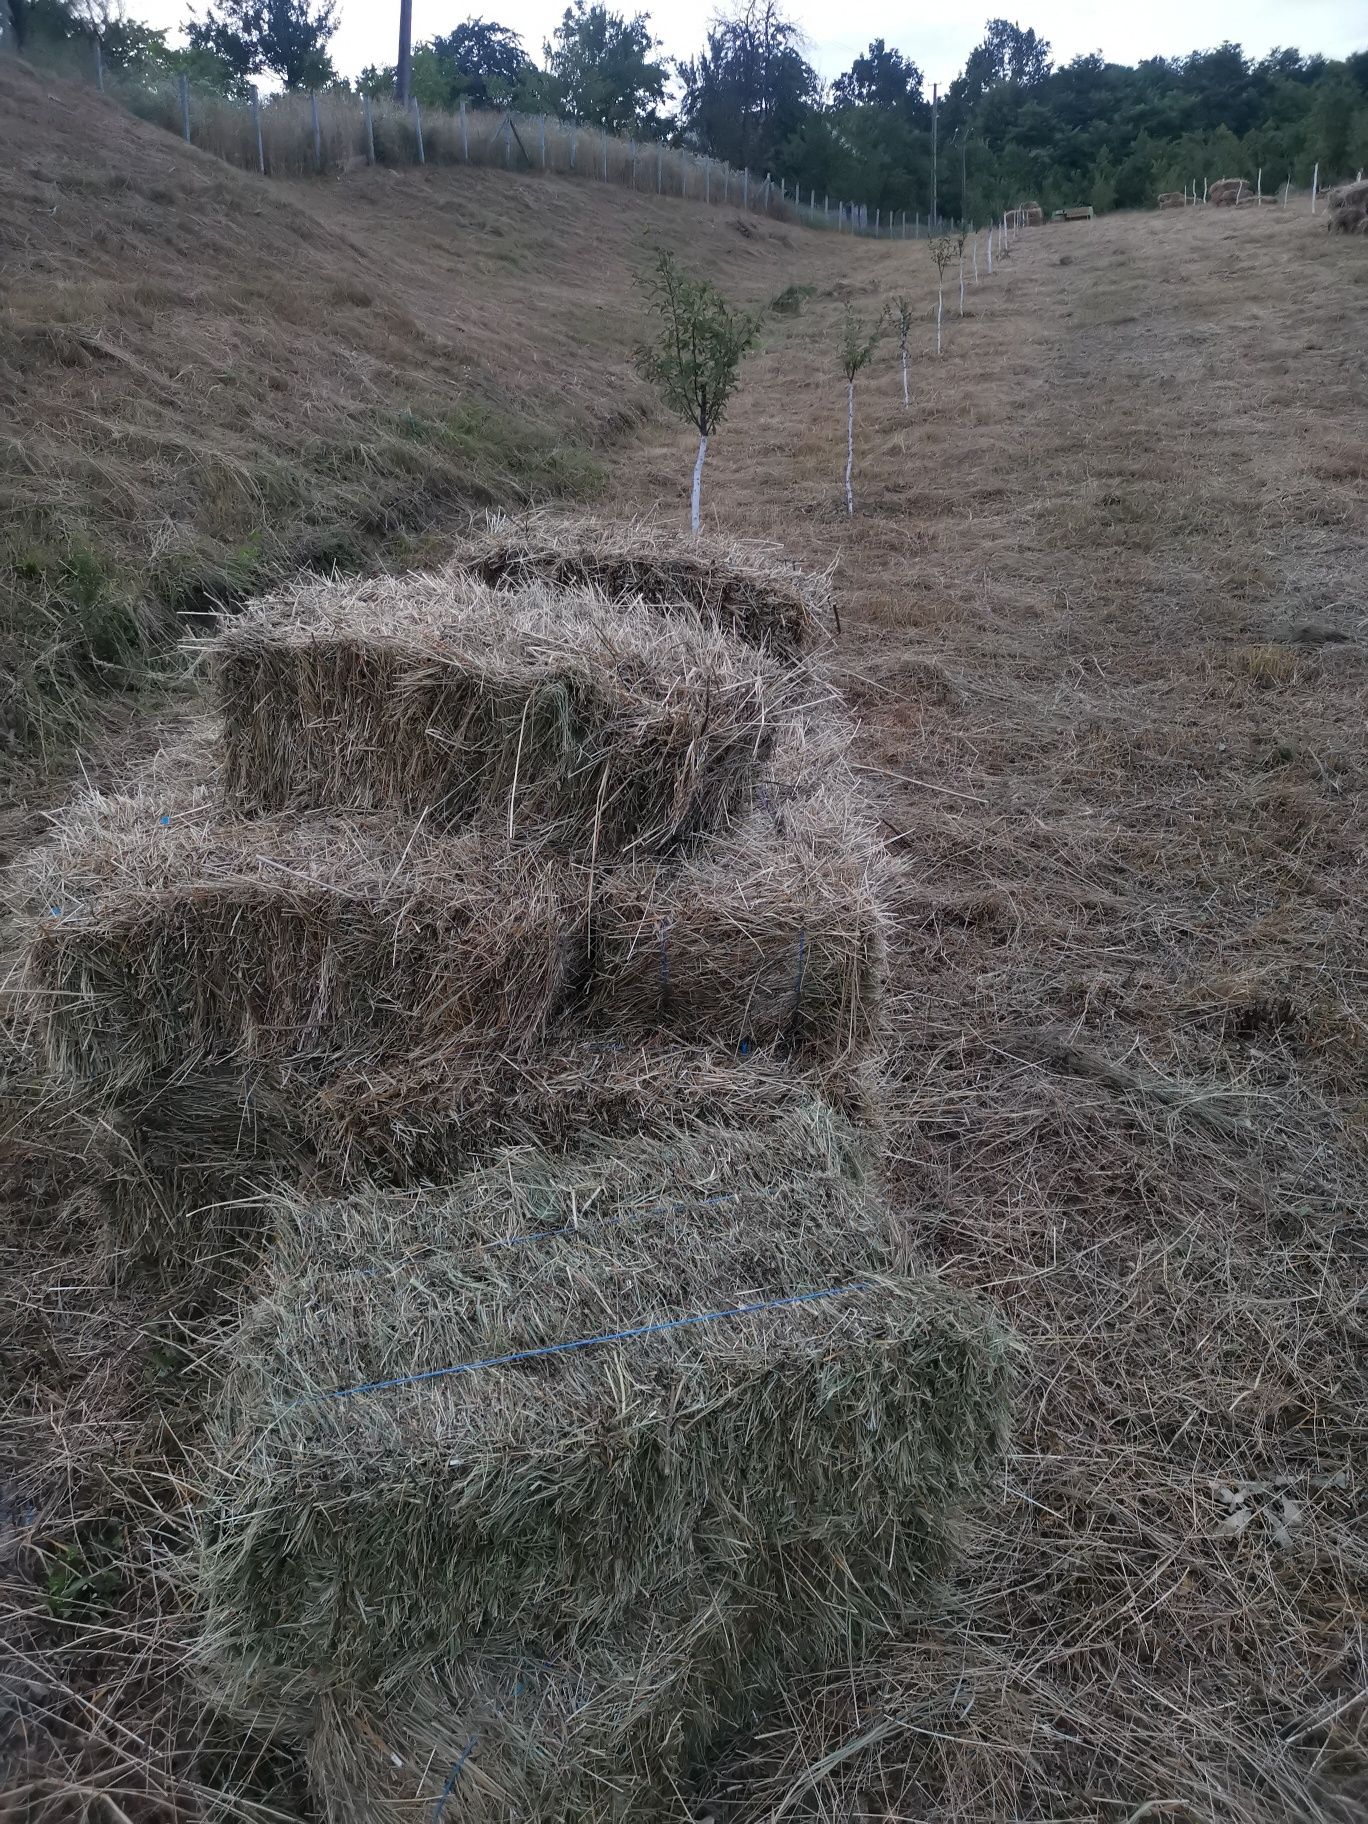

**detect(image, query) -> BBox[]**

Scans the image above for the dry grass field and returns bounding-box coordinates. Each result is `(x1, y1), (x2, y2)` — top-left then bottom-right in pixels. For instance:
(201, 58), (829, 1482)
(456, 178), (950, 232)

(2, 63), (1365, 1824)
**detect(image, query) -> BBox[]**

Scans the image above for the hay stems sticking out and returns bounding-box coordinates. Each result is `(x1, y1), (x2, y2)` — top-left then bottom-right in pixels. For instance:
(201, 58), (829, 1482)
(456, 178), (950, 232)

(205, 573), (812, 854)
(196, 1114), (1014, 1689)
(82, 1041), (888, 1283)
(16, 784), (578, 1087)
(590, 778), (891, 1065)
(459, 510), (834, 660)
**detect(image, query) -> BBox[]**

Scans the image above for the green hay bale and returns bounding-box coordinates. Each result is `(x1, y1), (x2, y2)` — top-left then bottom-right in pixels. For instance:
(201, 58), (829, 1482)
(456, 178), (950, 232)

(590, 780), (890, 1065)
(207, 573), (805, 855)
(459, 510), (831, 661)
(196, 1114), (1015, 1689)
(17, 782), (577, 1088)
(76, 1044), (887, 1283)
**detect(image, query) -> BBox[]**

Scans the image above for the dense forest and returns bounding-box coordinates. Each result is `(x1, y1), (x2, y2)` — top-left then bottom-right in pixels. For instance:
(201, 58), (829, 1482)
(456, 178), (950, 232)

(6, 0), (1367, 218)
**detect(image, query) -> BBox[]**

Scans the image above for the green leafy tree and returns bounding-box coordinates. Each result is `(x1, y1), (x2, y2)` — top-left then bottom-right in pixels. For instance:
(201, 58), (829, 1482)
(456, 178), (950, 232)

(359, 19), (532, 109)
(839, 305), (882, 515)
(545, 1), (665, 133)
(634, 248), (758, 533)
(832, 39), (924, 113)
(928, 232), (957, 354)
(187, 0), (337, 90)
(677, 0), (819, 173)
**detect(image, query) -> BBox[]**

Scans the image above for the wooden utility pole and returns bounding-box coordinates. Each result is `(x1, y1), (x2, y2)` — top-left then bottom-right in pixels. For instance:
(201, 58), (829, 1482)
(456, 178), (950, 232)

(931, 82), (939, 225)
(395, 0), (413, 104)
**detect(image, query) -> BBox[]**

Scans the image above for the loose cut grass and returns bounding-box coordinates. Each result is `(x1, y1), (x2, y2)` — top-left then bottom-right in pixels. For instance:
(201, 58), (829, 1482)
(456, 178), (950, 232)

(207, 573), (804, 856)
(196, 1113), (1014, 1694)
(460, 510), (831, 659)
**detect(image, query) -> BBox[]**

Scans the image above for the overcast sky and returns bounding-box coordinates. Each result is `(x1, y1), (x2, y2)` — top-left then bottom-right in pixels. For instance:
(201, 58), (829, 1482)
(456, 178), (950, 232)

(140, 1), (1366, 84)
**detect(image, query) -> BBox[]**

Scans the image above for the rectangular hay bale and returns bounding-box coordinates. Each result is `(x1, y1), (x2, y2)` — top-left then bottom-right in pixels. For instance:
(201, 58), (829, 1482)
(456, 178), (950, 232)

(588, 780), (890, 1066)
(197, 1121), (1014, 1687)
(18, 785), (576, 1087)
(459, 510), (831, 661)
(208, 573), (804, 854)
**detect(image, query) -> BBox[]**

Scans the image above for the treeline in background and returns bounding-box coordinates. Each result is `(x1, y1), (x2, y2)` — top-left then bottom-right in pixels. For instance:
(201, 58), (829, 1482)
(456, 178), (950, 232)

(4, 0), (1367, 219)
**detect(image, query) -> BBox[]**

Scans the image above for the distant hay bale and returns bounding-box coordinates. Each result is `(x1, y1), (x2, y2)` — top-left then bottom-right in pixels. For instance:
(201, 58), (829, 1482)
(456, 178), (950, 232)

(208, 572), (807, 855)
(1158, 191), (1186, 209)
(1022, 201), (1044, 226)
(458, 511), (831, 660)
(590, 782), (890, 1067)
(196, 1119), (1014, 1691)
(17, 785), (577, 1087)
(1209, 177), (1252, 206)
(1327, 180), (1368, 232)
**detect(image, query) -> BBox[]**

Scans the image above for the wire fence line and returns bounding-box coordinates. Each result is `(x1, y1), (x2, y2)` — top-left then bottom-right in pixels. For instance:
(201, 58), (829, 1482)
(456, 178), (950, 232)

(65, 47), (953, 240)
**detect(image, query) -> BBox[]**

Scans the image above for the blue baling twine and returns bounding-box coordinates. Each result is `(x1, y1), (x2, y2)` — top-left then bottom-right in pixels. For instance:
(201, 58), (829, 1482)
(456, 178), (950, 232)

(431, 1733), (478, 1820)
(791, 927), (809, 1020)
(308, 1282), (866, 1404)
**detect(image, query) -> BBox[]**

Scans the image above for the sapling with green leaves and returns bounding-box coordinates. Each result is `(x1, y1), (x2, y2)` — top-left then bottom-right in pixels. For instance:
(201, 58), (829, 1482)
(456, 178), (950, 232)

(928, 233), (957, 355)
(839, 305), (883, 515)
(893, 296), (913, 407)
(634, 248), (759, 534)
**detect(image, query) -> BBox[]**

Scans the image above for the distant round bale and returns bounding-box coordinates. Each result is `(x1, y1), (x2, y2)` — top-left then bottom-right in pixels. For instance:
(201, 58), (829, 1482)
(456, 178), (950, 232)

(1209, 177), (1252, 207)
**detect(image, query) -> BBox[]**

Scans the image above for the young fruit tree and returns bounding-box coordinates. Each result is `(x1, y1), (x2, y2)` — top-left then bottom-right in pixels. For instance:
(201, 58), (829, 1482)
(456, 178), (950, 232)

(928, 233), (957, 355)
(839, 305), (883, 515)
(634, 248), (758, 533)
(893, 296), (913, 407)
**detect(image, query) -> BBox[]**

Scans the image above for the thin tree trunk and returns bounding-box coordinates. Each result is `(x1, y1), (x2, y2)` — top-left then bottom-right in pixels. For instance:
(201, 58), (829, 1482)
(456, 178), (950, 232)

(959, 259), (965, 316)
(690, 433), (708, 535)
(936, 287), (943, 356)
(844, 380), (855, 516)
(901, 346), (909, 407)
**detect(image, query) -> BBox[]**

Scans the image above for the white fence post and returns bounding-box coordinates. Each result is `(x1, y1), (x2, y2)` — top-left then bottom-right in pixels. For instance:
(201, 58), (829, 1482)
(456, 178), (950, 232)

(569, 123), (577, 169)
(252, 88), (265, 173)
(1311, 162), (1319, 212)
(412, 98), (424, 165)
(311, 91), (322, 170)
(179, 72), (190, 143)
(460, 99), (469, 162)
(539, 114), (546, 168)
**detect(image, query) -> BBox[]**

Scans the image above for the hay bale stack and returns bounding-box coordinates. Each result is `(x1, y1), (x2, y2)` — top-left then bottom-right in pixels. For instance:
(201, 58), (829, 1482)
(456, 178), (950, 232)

(1209, 177), (1252, 206)
(197, 1117), (1014, 1696)
(1158, 191), (1186, 209)
(209, 573), (804, 856)
(1327, 178), (1368, 232)
(18, 791), (577, 1086)
(1022, 201), (1044, 226)
(458, 511), (830, 660)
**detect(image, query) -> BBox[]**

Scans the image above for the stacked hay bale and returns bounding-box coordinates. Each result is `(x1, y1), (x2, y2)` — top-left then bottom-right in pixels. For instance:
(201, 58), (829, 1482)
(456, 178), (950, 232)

(1209, 177), (1252, 206)
(1158, 190), (1187, 209)
(11, 521), (1014, 1819)
(1327, 178), (1368, 233)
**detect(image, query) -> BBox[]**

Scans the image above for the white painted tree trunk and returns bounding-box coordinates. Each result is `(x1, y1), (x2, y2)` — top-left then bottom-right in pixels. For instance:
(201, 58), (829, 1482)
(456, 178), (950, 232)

(901, 345), (909, 407)
(844, 380), (855, 516)
(690, 434), (708, 534)
(936, 287), (943, 356)
(1311, 162), (1319, 212)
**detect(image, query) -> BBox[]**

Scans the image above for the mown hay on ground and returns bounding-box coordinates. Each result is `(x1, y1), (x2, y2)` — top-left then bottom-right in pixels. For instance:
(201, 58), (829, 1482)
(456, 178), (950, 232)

(208, 573), (806, 856)
(197, 1115), (1013, 1689)
(458, 510), (831, 660)
(17, 784), (576, 1086)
